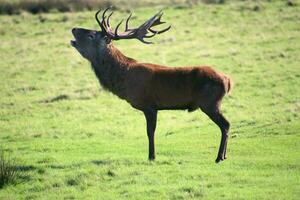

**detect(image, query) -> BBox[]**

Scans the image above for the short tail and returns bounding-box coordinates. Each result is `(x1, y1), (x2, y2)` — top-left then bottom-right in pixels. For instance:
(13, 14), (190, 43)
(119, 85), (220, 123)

(223, 75), (233, 94)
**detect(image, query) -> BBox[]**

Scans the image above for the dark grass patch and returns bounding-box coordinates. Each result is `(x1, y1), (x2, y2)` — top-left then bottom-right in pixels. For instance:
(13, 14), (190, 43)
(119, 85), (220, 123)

(202, 0), (225, 4)
(37, 157), (55, 164)
(66, 178), (79, 186)
(107, 170), (116, 177)
(0, 0), (206, 15)
(0, 0), (112, 15)
(287, 0), (297, 7)
(91, 159), (139, 167)
(47, 164), (67, 169)
(47, 162), (82, 170)
(38, 93), (98, 104)
(13, 165), (36, 172)
(45, 94), (70, 103)
(0, 150), (19, 188)
(39, 94), (70, 103)
(91, 159), (113, 166)
(165, 131), (175, 136)
(32, 133), (42, 138)
(52, 182), (61, 188)
(66, 173), (89, 187)
(25, 194), (38, 200)
(37, 168), (46, 174)
(15, 86), (38, 93)
(178, 186), (204, 198)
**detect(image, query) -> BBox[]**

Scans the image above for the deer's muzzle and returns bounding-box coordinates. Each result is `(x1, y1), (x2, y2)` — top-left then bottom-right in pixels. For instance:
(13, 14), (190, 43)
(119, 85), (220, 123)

(70, 28), (78, 47)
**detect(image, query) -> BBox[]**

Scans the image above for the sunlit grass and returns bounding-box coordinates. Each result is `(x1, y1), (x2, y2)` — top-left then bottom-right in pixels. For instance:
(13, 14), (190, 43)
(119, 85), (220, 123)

(0, 1), (299, 199)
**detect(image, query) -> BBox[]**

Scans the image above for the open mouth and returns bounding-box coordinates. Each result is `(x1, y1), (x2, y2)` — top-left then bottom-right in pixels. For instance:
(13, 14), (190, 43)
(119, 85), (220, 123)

(70, 28), (77, 47)
(70, 39), (76, 47)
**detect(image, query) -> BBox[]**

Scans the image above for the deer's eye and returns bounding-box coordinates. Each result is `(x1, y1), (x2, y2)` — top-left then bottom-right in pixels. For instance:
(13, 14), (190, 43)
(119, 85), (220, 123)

(87, 34), (94, 40)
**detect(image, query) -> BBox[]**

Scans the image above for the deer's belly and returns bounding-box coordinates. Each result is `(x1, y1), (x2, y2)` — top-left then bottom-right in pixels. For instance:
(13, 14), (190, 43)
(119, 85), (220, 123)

(153, 92), (198, 111)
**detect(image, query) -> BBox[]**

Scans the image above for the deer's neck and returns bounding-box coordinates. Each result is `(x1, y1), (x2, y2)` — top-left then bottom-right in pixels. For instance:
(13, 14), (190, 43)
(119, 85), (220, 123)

(91, 44), (135, 99)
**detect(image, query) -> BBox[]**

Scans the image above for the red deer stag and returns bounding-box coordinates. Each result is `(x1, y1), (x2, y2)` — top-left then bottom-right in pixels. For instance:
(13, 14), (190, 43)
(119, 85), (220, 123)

(70, 8), (232, 163)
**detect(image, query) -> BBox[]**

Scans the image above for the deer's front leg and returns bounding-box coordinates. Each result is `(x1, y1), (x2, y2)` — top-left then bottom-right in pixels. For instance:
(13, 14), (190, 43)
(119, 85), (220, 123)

(143, 108), (157, 160)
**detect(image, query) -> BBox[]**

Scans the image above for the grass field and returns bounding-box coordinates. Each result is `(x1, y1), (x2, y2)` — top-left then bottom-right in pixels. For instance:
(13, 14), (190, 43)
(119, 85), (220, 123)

(0, 1), (300, 199)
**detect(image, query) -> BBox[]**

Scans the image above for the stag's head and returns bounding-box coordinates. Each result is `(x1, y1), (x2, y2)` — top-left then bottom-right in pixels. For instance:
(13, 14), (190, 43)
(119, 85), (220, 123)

(71, 8), (171, 60)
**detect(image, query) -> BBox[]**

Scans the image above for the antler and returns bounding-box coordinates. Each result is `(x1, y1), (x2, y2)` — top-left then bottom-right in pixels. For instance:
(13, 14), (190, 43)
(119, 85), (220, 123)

(95, 8), (171, 44)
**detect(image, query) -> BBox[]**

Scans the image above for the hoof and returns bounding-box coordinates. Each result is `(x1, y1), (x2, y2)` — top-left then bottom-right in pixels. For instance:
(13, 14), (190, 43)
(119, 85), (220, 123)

(215, 157), (224, 163)
(148, 156), (155, 161)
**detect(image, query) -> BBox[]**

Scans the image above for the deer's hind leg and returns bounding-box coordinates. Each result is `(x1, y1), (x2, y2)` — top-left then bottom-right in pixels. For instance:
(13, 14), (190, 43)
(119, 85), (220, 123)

(198, 86), (230, 163)
(201, 106), (230, 163)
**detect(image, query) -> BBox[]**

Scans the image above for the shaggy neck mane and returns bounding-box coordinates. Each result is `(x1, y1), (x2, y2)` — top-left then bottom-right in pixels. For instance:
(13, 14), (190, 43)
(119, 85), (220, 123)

(90, 43), (136, 99)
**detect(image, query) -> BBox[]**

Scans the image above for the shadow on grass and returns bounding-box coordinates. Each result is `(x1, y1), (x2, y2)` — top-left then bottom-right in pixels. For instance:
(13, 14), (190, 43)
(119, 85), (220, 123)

(91, 160), (113, 166)
(37, 93), (98, 104)
(39, 94), (70, 103)
(13, 165), (36, 172)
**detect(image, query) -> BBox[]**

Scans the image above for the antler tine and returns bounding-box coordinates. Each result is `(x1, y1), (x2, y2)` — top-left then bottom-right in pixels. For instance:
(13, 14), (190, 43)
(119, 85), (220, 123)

(149, 25), (171, 34)
(144, 31), (158, 38)
(140, 10), (163, 29)
(101, 7), (110, 27)
(106, 12), (114, 28)
(95, 9), (105, 31)
(146, 11), (171, 34)
(137, 31), (158, 44)
(114, 20), (124, 39)
(95, 9), (101, 24)
(139, 38), (154, 44)
(125, 13), (132, 32)
(102, 7), (110, 16)
(151, 12), (166, 27)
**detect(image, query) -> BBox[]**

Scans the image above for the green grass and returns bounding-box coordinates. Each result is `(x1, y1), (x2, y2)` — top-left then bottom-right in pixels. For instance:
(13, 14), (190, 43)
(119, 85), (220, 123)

(0, 1), (300, 199)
